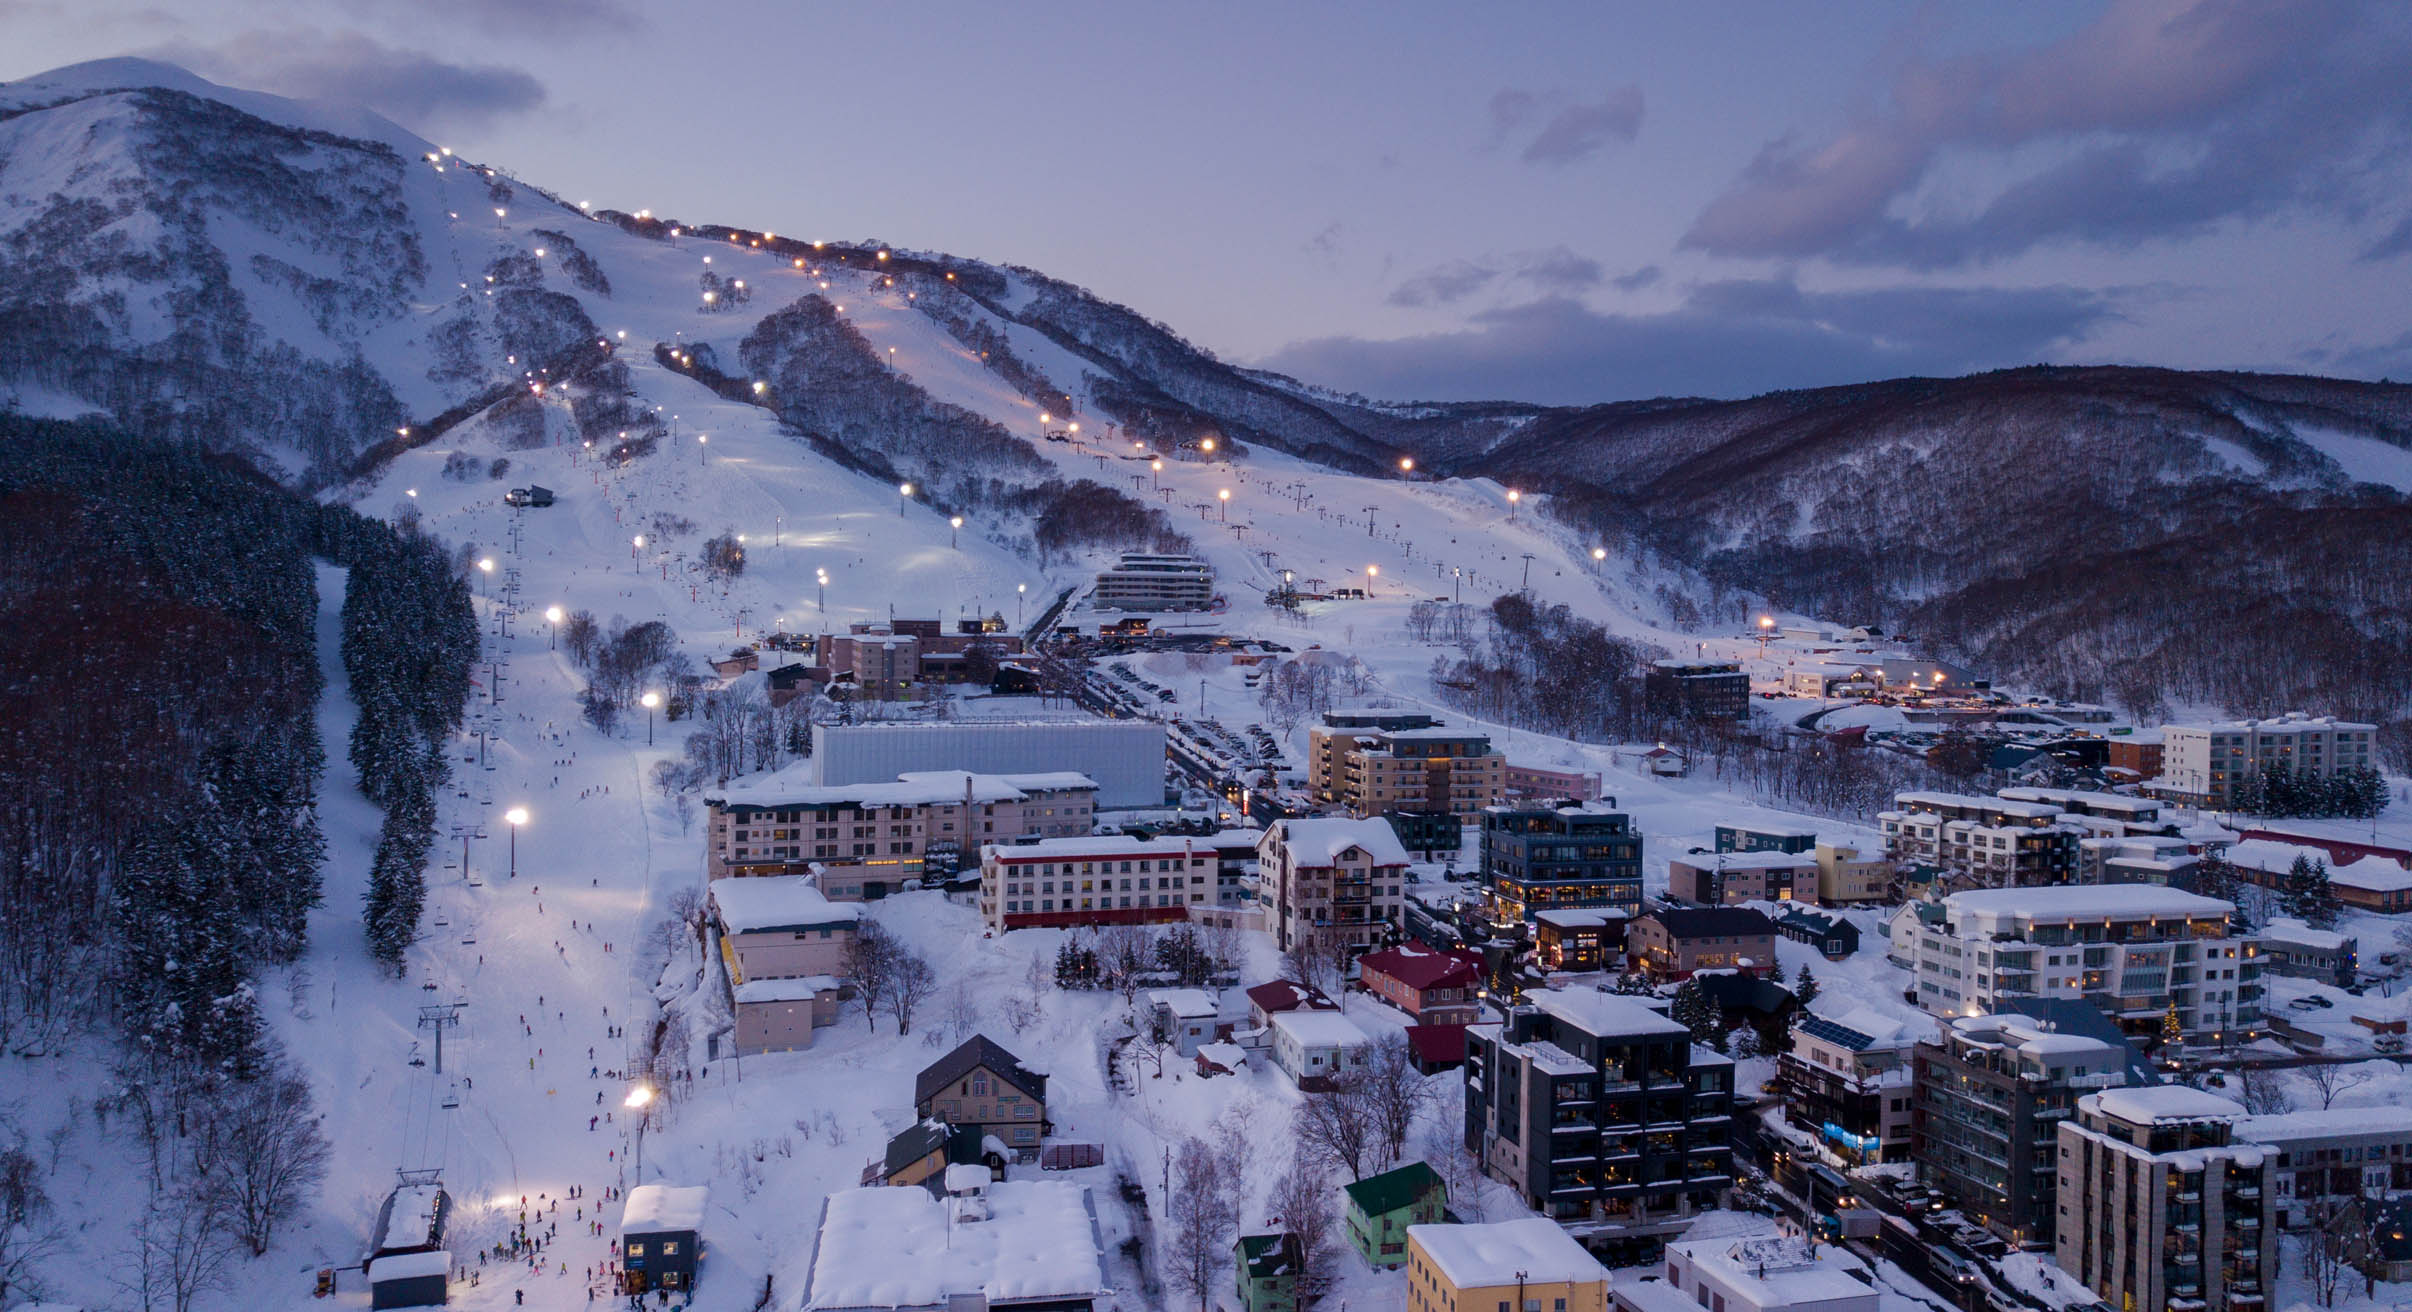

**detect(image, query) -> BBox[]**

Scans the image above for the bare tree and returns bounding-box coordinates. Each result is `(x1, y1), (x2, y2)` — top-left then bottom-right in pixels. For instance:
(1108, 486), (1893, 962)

(889, 950), (935, 1036)
(2308, 1062), (2375, 1111)
(1264, 1143), (1340, 1310)
(118, 1181), (232, 1312)
(1164, 1135), (1240, 1312)
(189, 1072), (331, 1256)
(847, 920), (898, 1030)
(1295, 1075), (1378, 1180)
(2303, 1198), (2355, 1307)
(1279, 929), (1343, 998)
(0, 1138), (61, 1305)
(2236, 1067), (2292, 1117)
(1004, 954), (1047, 1035)
(940, 979), (980, 1043)
(1362, 1031), (1436, 1169)
(1421, 1082), (1485, 1221)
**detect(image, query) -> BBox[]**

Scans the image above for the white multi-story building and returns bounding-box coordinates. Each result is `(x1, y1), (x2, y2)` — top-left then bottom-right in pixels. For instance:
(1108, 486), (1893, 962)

(2153, 713), (2378, 808)
(1888, 886), (2259, 1046)
(978, 834), (1215, 933)
(1260, 818), (1410, 955)
(1090, 552), (1215, 612)
(810, 720), (1167, 809)
(1879, 791), (2082, 887)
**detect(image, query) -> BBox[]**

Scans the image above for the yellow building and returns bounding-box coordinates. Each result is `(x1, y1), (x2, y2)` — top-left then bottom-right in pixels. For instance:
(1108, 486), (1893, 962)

(1406, 1219), (1609, 1312)
(1307, 711), (1506, 819)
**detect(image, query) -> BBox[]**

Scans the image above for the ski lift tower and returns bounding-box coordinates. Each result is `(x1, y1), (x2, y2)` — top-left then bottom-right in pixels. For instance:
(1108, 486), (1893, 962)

(416, 1003), (463, 1075)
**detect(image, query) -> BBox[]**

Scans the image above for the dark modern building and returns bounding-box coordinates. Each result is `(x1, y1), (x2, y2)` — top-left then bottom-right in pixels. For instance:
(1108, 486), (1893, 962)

(1771, 906), (1860, 959)
(619, 1184), (707, 1296)
(1480, 802), (1642, 924)
(1463, 990), (1734, 1261)
(1384, 808), (1463, 861)
(1645, 660), (1750, 721)
(1913, 1012), (2135, 1245)
(1713, 823), (1818, 855)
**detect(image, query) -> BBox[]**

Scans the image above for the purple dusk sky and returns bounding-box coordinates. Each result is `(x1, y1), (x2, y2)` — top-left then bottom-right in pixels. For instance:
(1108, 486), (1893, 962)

(9, 0), (2411, 404)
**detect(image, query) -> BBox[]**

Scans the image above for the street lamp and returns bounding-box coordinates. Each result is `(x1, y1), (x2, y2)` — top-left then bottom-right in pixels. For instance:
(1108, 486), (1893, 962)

(1201, 438), (1217, 457)
(696, 432), (708, 465)
(1399, 456), (1414, 476)
(477, 556), (494, 596)
(1150, 458), (1163, 491)
(817, 568), (829, 613)
(545, 605), (563, 649)
(625, 1083), (656, 1183)
(504, 807), (528, 878)
(640, 690), (661, 745)
(950, 515), (963, 548)
(1017, 582), (1027, 627)
(898, 482), (914, 517)
(1218, 488), (1231, 522)
(1758, 615), (1775, 648)
(1506, 489), (1522, 521)
(1366, 564), (1379, 598)
(1591, 547), (1607, 564)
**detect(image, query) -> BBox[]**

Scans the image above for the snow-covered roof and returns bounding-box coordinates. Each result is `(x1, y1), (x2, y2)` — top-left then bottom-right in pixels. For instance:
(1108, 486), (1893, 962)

(1667, 1234), (1873, 1309)
(1148, 988), (1219, 1018)
(734, 975), (842, 1004)
(621, 1184), (708, 1234)
(1535, 908), (1629, 929)
(1950, 1014), (2118, 1058)
(1274, 818), (1411, 867)
(1674, 850), (1818, 871)
(2239, 1106), (2412, 1144)
(2260, 917), (2350, 951)
(1409, 1218), (1608, 1288)
(1895, 790), (2063, 819)
(368, 1250), (451, 1282)
(378, 1184), (442, 1252)
(803, 1181), (1104, 1310)
(708, 766), (1096, 808)
(944, 1164), (990, 1193)
(710, 876), (860, 934)
(985, 834), (1206, 861)
(2224, 839), (2412, 892)
(1270, 1009), (1371, 1048)
(1197, 1041), (1247, 1070)
(2089, 1086), (2244, 1125)
(1527, 989), (1687, 1039)
(1941, 885), (2232, 922)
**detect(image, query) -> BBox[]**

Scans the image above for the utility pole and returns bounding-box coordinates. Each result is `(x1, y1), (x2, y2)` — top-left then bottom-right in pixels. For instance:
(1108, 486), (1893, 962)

(1363, 505), (1378, 536)
(1520, 554), (1535, 591)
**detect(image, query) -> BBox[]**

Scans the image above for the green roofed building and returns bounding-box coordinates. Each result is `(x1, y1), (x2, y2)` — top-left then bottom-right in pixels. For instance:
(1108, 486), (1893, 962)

(1343, 1160), (1446, 1269)
(1234, 1232), (1303, 1312)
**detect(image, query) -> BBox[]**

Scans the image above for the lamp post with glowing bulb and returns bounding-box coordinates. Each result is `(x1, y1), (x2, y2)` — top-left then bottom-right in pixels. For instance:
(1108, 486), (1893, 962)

(477, 556), (494, 597)
(1399, 456), (1415, 478)
(1016, 582), (1027, 628)
(817, 568), (829, 613)
(640, 690), (661, 745)
(625, 1083), (655, 1183)
(1507, 489), (1522, 521)
(898, 482), (914, 517)
(1366, 564), (1379, 598)
(1150, 458), (1163, 492)
(1758, 615), (1774, 648)
(545, 605), (563, 649)
(1218, 489), (1231, 522)
(696, 432), (708, 465)
(1591, 547), (1607, 566)
(632, 534), (645, 572)
(949, 516), (963, 549)
(504, 806), (528, 878)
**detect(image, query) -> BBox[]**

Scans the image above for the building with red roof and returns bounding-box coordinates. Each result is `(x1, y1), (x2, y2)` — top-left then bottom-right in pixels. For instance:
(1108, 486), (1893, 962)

(1357, 943), (1486, 1024)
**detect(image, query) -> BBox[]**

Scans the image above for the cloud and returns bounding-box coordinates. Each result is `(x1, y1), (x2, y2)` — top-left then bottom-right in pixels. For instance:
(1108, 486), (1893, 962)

(339, 0), (639, 36)
(1682, 0), (2412, 267)
(1386, 246), (1603, 308)
(1520, 87), (1645, 165)
(153, 30), (545, 135)
(1611, 265), (1663, 293)
(1267, 278), (2123, 405)
(1486, 85), (1644, 164)
(2362, 213), (2412, 262)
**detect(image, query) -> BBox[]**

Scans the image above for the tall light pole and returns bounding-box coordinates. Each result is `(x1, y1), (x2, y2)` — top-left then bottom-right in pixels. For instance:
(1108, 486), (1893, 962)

(1218, 489), (1231, 522)
(1150, 458), (1162, 491)
(544, 605), (563, 649)
(1016, 582), (1026, 628)
(774, 514), (782, 547)
(632, 534), (645, 572)
(625, 1084), (655, 1184)
(1590, 547), (1607, 567)
(898, 481), (914, 517)
(477, 556), (494, 596)
(1758, 615), (1775, 648)
(504, 806), (528, 878)
(641, 690), (661, 745)
(950, 515), (963, 548)
(696, 432), (708, 465)
(1399, 456), (1415, 478)
(1366, 564), (1379, 599)
(817, 568), (829, 613)
(1506, 489), (1522, 521)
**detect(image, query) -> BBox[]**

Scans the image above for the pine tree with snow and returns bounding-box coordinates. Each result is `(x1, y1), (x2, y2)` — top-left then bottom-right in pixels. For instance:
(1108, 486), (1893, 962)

(1768, 955), (1788, 986)
(1671, 979), (1722, 1051)
(1793, 963), (1820, 1009)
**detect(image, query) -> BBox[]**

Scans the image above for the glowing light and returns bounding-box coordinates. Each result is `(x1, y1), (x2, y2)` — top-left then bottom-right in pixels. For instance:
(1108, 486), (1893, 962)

(639, 691), (661, 711)
(899, 482), (915, 497)
(477, 557), (495, 574)
(625, 1085), (654, 1109)
(545, 606), (563, 624)
(504, 807), (528, 827)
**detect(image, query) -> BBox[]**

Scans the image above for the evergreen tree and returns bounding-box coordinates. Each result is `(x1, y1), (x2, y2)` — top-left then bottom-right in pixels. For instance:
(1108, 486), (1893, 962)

(2302, 859), (2342, 930)
(1768, 955), (1788, 986)
(2160, 1001), (2185, 1052)
(2283, 854), (2323, 921)
(1670, 979), (1722, 1050)
(1794, 963), (1821, 1009)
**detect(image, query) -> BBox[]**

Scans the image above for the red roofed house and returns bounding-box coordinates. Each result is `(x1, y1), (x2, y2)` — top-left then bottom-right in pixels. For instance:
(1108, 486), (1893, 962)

(1405, 1023), (1469, 1074)
(1244, 979), (1339, 1031)
(1356, 944), (1486, 1024)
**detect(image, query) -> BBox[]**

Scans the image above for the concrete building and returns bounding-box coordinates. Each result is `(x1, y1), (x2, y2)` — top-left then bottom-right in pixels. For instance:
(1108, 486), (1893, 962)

(1879, 791), (2082, 887)
(1260, 818), (1411, 956)
(1091, 552), (1215, 611)
(2081, 834), (2201, 887)
(1507, 764), (1605, 802)
(1463, 990), (1735, 1253)
(2055, 1087), (2276, 1312)
(1534, 909), (1629, 972)
(2153, 713), (2378, 809)
(1913, 1013), (2133, 1244)
(1645, 660), (1750, 721)
(1628, 907), (1779, 982)
(1998, 787), (2175, 837)
(1309, 711), (1506, 819)
(1666, 851), (1818, 906)
(2108, 732), (2166, 783)
(1657, 1233), (1878, 1312)
(2232, 1107), (2412, 1229)
(1268, 1009), (1371, 1089)
(978, 834), (1215, 933)
(801, 1180), (1106, 1312)
(706, 767), (1098, 895)
(1358, 944), (1486, 1024)
(1482, 802), (1644, 924)
(1814, 843), (1894, 904)
(2254, 918), (2356, 987)
(1408, 1219), (1609, 1312)
(1887, 886), (2259, 1047)
(709, 876), (860, 1055)
(1778, 1009), (1920, 1165)
(810, 720), (1166, 810)
(1715, 824), (1817, 856)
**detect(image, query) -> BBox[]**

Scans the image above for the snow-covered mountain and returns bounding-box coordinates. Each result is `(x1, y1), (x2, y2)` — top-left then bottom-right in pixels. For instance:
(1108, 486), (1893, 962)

(5, 58), (2412, 717)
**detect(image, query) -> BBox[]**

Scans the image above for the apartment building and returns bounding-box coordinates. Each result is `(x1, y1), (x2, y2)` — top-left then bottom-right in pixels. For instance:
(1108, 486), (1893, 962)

(1666, 851), (1818, 906)
(1309, 711), (1506, 819)
(709, 876), (861, 1056)
(1998, 787), (2175, 837)
(978, 835), (1216, 933)
(807, 620), (1027, 700)
(2109, 733), (2166, 782)
(1091, 552), (1215, 612)
(1879, 791), (2082, 886)
(2253, 918), (2356, 987)
(1644, 660), (1749, 721)
(1913, 1012), (2133, 1243)
(1260, 818), (1411, 955)
(704, 767), (1097, 897)
(2153, 713), (2378, 809)
(1408, 1219), (1609, 1312)
(2081, 835), (2201, 887)
(1715, 824), (1817, 855)
(1656, 1234), (1878, 1312)
(2055, 1087), (2276, 1312)
(1777, 1009), (1920, 1164)
(1481, 802), (1644, 923)
(1628, 907), (1779, 982)
(1463, 990), (1735, 1255)
(1888, 886), (2259, 1047)
(2232, 1107), (2412, 1229)
(1815, 843), (1894, 903)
